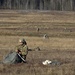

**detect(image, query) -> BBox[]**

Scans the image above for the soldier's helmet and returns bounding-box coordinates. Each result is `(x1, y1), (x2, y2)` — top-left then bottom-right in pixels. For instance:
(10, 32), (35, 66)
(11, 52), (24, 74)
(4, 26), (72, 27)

(19, 38), (27, 45)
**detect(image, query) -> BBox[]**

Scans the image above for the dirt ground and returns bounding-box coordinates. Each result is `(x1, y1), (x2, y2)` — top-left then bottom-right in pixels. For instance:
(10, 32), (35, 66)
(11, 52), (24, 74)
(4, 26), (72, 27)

(0, 10), (75, 75)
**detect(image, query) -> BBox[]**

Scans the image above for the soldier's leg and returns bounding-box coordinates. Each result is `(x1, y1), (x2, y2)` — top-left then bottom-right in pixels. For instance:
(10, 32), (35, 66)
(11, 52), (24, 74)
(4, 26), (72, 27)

(22, 55), (26, 63)
(22, 55), (26, 60)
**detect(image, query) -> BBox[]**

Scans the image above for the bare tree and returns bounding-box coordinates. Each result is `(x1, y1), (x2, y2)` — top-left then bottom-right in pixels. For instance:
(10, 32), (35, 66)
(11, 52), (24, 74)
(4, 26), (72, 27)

(40, 0), (44, 10)
(70, 0), (74, 11)
(61, 0), (63, 11)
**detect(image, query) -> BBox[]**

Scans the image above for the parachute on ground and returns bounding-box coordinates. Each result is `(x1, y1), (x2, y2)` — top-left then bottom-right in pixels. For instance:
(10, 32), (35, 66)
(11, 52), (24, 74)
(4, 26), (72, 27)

(2, 52), (23, 64)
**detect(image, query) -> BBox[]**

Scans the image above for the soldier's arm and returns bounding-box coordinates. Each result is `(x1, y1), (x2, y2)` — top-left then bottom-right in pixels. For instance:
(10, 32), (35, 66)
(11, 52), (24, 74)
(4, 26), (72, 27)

(15, 46), (21, 53)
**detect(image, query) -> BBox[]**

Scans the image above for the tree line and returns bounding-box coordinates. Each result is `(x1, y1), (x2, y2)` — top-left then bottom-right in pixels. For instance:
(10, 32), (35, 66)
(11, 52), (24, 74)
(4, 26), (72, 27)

(0, 0), (75, 11)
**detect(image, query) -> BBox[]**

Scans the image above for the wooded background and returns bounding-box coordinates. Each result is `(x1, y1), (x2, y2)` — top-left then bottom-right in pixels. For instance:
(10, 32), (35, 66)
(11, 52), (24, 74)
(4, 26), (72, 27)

(0, 0), (75, 11)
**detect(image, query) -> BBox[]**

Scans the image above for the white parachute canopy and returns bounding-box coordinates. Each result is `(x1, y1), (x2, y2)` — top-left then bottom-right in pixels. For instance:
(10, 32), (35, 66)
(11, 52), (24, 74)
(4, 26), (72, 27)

(42, 60), (52, 65)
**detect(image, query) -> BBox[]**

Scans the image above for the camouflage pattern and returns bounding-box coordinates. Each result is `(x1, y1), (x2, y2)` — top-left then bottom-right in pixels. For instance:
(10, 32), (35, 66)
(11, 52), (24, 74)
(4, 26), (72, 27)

(16, 44), (28, 56)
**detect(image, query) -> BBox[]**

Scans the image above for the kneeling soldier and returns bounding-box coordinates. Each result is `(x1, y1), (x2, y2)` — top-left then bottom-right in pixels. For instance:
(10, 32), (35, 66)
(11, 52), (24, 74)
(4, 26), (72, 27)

(15, 38), (28, 62)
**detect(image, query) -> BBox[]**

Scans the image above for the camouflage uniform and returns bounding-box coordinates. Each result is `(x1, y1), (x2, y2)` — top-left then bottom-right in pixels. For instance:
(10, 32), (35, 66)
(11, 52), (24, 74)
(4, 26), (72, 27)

(15, 39), (28, 61)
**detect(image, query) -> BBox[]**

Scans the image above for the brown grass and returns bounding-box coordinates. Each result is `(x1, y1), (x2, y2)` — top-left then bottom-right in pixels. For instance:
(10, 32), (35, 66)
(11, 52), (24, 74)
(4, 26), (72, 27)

(0, 10), (75, 75)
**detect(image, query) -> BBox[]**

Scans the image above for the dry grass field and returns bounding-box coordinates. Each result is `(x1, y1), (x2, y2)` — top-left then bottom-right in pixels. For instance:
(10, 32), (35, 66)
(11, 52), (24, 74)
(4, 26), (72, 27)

(0, 10), (75, 75)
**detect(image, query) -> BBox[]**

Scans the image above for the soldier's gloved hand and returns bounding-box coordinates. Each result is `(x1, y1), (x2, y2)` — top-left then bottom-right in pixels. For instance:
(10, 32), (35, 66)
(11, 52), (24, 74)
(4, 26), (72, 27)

(15, 50), (18, 53)
(16, 49), (20, 53)
(18, 52), (22, 54)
